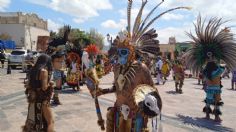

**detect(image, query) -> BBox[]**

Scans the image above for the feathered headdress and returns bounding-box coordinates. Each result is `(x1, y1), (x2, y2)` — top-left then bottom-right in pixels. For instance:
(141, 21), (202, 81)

(184, 15), (236, 73)
(85, 44), (99, 56)
(116, 0), (191, 57)
(47, 25), (71, 55)
(66, 52), (81, 65)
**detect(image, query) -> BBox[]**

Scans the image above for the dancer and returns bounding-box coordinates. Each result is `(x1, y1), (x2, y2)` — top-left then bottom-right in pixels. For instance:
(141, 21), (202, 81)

(95, 55), (105, 78)
(161, 58), (170, 82)
(184, 16), (236, 121)
(172, 59), (185, 93)
(198, 69), (203, 85)
(85, 0), (190, 131)
(23, 54), (54, 132)
(46, 25), (71, 105)
(51, 51), (65, 105)
(66, 51), (81, 91)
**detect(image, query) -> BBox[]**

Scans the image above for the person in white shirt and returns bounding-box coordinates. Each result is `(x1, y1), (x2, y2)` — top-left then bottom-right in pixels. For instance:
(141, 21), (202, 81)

(156, 57), (163, 85)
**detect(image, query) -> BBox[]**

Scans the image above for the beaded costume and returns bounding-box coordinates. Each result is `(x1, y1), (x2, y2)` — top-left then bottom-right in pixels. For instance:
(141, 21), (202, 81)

(184, 16), (236, 121)
(85, 0), (190, 131)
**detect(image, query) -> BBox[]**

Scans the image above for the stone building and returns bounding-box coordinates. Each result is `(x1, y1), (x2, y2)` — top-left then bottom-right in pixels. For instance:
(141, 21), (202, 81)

(0, 12), (49, 50)
(159, 44), (175, 60)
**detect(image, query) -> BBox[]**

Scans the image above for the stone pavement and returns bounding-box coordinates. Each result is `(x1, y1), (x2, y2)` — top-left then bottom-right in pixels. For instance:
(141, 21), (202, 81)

(0, 64), (20, 77)
(0, 70), (236, 132)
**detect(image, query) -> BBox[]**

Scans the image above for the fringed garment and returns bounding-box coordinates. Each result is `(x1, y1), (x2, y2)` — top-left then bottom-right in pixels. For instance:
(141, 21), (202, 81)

(66, 62), (80, 86)
(203, 66), (224, 115)
(23, 81), (53, 132)
(106, 107), (149, 132)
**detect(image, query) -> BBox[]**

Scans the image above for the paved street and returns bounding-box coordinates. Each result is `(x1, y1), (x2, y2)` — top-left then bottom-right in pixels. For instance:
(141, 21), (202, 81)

(0, 62), (19, 77)
(0, 70), (236, 132)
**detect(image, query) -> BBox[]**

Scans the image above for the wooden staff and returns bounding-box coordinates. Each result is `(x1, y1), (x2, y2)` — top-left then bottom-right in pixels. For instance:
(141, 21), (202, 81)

(94, 94), (105, 130)
(86, 75), (105, 130)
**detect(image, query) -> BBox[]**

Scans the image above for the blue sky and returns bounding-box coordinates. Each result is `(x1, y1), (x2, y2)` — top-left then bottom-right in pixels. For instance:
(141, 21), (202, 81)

(1, 0), (235, 44)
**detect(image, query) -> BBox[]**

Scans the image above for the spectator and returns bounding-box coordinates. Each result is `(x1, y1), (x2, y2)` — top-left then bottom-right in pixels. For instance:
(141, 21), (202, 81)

(156, 56), (163, 85)
(231, 68), (236, 90)
(0, 50), (6, 68)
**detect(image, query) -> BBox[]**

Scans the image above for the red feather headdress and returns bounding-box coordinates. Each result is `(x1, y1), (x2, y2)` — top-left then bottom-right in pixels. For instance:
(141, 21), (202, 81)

(85, 44), (99, 56)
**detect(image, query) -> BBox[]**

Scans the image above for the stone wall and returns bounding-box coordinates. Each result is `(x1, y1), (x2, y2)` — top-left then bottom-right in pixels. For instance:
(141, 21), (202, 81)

(0, 12), (47, 30)
(0, 12), (49, 50)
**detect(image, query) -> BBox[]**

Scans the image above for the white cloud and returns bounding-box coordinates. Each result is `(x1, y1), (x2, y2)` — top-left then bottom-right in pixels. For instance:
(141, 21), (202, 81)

(47, 19), (62, 32)
(157, 21), (235, 44)
(143, 0), (236, 43)
(161, 13), (185, 20)
(158, 26), (191, 44)
(57, 17), (64, 23)
(0, 0), (11, 11)
(161, 0), (236, 20)
(119, 8), (149, 18)
(101, 19), (127, 29)
(118, 5), (188, 26)
(73, 18), (86, 24)
(26, 0), (112, 24)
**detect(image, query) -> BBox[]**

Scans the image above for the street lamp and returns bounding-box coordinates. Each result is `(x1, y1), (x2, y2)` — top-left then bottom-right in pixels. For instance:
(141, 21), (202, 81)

(106, 33), (113, 47)
(106, 33), (110, 42)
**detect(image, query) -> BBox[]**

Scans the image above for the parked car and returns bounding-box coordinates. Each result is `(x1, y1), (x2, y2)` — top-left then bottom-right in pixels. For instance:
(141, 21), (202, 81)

(4, 52), (10, 60)
(22, 51), (39, 72)
(9, 49), (27, 69)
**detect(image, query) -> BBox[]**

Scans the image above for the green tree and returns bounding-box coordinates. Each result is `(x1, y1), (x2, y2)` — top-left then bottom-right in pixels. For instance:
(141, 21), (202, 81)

(87, 28), (104, 50)
(54, 26), (104, 50)
(49, 31), (58, 39)
(0, 33), (11, 40)
(69, 28), (91, 48)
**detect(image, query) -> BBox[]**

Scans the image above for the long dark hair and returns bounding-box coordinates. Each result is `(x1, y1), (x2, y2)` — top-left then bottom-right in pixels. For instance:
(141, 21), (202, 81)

(203, 61), (218, 80)
(29, 54), (52, 88)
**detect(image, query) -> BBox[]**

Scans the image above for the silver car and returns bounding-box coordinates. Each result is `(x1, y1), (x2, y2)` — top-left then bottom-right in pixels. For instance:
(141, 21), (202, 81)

(9, 49), (27, 69)
(22, 51), (39, 72)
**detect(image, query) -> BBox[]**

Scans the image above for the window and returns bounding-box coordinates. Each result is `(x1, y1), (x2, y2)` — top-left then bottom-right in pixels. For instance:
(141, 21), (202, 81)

(11, 51), (25, 55)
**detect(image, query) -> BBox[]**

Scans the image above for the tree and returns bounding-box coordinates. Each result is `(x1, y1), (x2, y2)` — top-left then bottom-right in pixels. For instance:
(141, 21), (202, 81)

(87, 28), (104, 50)
(53, 26), (105, 50)
(0, 33), (12, 40)
(174, 49), (179, 59)
(49, 31), (58, 39)
(69, 28), (91, 48)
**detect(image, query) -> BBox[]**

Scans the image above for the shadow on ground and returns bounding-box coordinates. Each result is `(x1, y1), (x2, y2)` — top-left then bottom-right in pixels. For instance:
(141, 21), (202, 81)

(166, 90), (178, 95)
(194, 87), (204, 90)
(176, 114), (235, 132)
(226, 88), (236, 91)
(60, 89), (78, 94)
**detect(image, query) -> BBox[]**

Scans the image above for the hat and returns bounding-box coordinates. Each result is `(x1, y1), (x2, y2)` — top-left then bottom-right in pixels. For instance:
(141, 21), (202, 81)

(51, 51), (65, 60)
